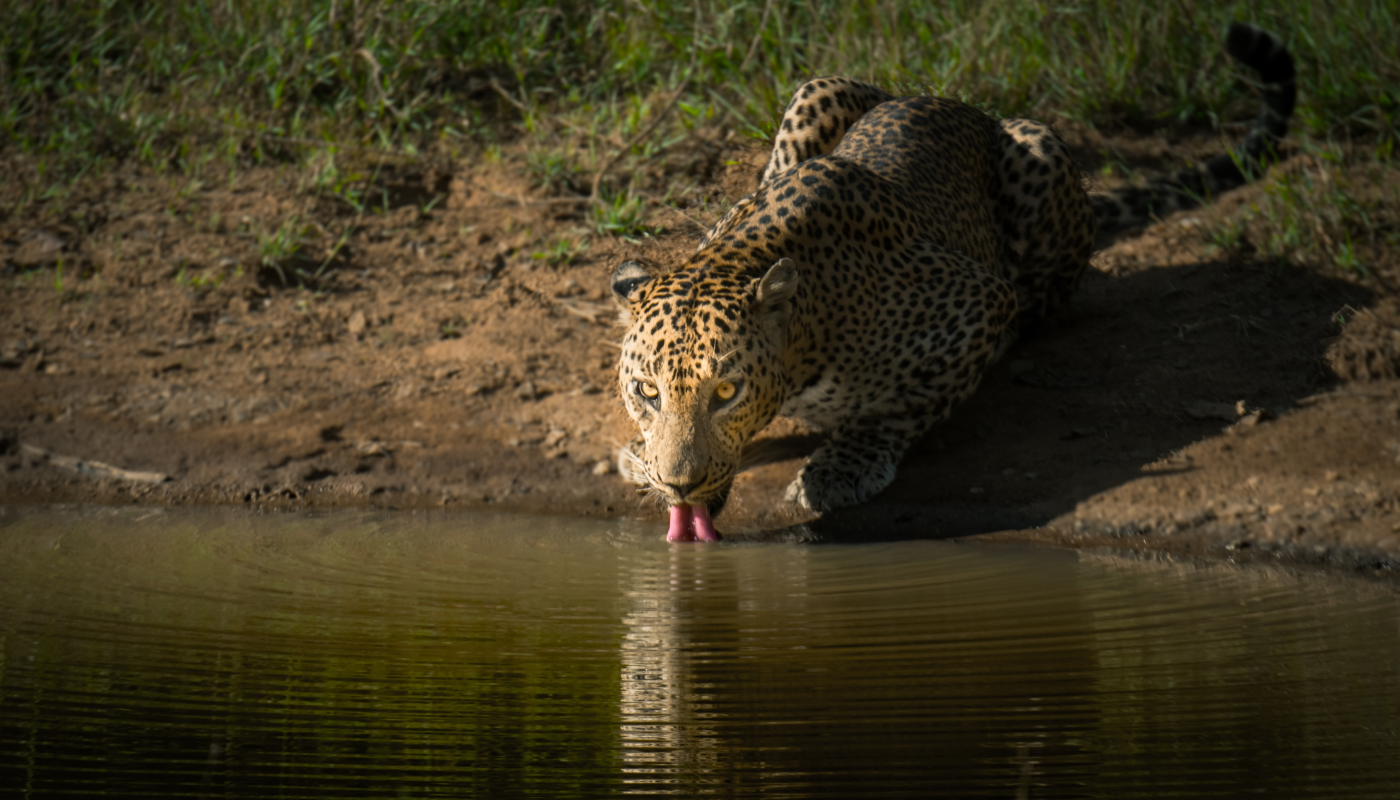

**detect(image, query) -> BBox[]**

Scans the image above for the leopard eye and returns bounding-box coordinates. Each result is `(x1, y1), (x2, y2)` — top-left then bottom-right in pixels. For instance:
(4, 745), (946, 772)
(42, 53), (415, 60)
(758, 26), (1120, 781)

(715, 381), (736, 401)
(637, 380), (659, 400)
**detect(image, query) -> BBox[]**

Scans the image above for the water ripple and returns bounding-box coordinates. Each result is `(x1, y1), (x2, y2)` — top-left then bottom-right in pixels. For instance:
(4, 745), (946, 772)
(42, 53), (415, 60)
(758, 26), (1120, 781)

(0, 506), (1396, 798)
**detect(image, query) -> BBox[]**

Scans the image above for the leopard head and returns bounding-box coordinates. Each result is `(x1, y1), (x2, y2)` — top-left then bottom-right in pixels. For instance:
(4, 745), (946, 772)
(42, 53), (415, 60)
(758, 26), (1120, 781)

(611, 257), (799, 512)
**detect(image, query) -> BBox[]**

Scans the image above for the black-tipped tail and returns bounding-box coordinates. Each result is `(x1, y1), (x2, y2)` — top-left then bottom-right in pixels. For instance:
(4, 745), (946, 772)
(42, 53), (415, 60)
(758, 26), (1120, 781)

(1092, 23), (1296, 237)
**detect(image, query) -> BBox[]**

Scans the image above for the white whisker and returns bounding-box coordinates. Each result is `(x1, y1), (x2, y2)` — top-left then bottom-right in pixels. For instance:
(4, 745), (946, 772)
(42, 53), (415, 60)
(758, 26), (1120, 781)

(715, 347), (741, 366)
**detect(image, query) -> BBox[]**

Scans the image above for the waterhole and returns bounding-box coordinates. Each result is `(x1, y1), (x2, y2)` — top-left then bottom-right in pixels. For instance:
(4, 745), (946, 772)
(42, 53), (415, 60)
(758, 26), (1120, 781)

(1, 506), (1396, 797)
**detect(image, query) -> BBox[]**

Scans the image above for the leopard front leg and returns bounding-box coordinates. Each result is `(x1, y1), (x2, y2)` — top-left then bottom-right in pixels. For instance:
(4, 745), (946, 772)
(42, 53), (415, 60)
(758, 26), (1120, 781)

(783, 416), (928, 512)
(784, 242), (1017, 513)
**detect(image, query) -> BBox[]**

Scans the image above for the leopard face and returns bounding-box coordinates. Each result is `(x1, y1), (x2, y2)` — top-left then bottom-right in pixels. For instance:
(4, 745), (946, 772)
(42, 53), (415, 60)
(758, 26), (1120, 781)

(612, 258), (798, 510)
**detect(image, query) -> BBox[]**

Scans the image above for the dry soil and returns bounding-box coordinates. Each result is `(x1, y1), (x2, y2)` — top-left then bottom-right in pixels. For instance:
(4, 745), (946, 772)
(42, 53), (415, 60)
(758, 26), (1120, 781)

(3, 124), (1399, 579)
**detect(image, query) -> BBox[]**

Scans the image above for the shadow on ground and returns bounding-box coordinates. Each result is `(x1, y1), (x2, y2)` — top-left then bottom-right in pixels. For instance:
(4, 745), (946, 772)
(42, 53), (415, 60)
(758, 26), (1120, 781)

(720, 242), (1372, 543)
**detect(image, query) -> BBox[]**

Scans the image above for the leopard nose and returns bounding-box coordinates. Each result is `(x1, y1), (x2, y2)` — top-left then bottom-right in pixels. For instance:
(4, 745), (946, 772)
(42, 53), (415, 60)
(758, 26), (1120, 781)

(665, 480), (704, 500)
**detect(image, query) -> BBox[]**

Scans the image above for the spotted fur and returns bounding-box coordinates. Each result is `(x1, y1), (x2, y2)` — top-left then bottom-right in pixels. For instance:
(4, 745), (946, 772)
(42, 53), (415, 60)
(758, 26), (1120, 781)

(611, 23), (1294, 514)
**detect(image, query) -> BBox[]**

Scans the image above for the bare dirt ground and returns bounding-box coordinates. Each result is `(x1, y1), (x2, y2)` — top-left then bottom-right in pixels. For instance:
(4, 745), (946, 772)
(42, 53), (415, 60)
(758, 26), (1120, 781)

(3, 124), (1399, 579)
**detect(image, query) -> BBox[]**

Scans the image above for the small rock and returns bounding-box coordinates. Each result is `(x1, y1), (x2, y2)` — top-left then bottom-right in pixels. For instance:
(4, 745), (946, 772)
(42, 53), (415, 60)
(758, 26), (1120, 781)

(1216, 499), (1258, 519)
(347, 310), (368, 338)
(1323, 470), (1340, 481)
(515, 380), (538, 400)
(1172, 508), (1211, 526)
(40, 231), (67, 252)
(1184, 401), (1238, 421)
(431, 366), (460, 382)
(592, 460), (614, 476)
(1235, 410), (1266, 428)
(542, 427), (568, 449)
(3, 338), (36, 359)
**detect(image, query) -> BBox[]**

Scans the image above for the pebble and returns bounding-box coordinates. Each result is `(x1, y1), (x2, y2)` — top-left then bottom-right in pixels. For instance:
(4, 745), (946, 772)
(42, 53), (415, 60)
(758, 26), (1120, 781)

(347, 310), (367, 338)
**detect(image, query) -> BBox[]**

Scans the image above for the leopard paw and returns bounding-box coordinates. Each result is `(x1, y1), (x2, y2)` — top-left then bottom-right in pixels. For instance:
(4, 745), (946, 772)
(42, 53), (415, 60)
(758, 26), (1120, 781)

(784, 454), (898, 513)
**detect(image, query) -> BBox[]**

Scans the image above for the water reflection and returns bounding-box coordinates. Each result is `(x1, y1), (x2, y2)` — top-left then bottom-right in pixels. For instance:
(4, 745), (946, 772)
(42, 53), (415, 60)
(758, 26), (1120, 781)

(0, 506), (1396, 798)
(616, 541), (1101, 796)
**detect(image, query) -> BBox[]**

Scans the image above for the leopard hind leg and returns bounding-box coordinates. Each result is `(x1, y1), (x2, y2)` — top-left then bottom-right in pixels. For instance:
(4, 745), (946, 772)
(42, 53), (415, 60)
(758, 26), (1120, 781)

(991, 118), (1096, 329)
(761, 77), (894, 185)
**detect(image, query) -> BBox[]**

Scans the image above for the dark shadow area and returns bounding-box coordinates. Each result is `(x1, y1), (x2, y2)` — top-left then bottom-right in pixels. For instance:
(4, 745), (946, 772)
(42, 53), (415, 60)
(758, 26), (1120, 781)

(721, 249), (1373, 543)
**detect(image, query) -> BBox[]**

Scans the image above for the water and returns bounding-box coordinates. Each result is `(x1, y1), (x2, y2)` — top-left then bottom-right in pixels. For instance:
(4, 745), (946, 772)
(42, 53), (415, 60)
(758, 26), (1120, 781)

(0, 506), (1396, 798)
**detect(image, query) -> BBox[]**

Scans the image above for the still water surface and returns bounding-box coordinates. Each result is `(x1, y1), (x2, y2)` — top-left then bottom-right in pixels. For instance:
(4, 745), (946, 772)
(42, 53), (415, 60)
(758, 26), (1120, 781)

(0, 506), (1396, 798)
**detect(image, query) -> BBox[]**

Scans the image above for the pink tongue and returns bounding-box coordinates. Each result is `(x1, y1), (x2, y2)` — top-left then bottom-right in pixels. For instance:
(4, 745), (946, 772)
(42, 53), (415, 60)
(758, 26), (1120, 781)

(666, 504), (721, 543)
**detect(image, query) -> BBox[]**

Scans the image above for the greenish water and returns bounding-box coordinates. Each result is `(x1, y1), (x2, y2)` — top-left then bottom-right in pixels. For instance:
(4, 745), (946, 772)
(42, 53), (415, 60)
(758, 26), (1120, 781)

(0, 506), (1396, 798)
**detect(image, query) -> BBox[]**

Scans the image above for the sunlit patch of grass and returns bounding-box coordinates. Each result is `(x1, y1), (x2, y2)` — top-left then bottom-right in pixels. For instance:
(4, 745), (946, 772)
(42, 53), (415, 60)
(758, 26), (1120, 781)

(1205, 144), (1400, 275)
(531, 235), (588, 266)
(255, 215), (326, 286)
(525, 149), (585, 196)
(4, 1), (1396, 184)
(174, 260), (238, 293)
(591, 191), (659, 240)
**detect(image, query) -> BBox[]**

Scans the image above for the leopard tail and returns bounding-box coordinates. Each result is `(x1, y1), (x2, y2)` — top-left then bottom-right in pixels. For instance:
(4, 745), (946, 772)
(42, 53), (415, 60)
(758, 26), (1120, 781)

(1091, 22), (1296, 236)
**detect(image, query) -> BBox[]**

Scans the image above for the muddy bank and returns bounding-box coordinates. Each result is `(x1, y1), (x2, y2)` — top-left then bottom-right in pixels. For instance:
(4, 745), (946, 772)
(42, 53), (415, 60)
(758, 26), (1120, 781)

(3, 132), (1399, 578)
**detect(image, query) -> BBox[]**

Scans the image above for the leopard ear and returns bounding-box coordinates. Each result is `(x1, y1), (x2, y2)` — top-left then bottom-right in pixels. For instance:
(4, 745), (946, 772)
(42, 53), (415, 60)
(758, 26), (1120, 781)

(756, 258), (800, 326)
(611, 261), (651, 305)
(611, 261), (652, 325)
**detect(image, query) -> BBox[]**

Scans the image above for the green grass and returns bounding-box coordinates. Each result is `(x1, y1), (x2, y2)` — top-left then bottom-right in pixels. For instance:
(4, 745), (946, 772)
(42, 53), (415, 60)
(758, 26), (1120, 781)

(255, 215), (323, 286)
(531, 234), (588, 266)
(591, 190), (658, 239)
(1206, 144), (1400, 275)
(3, 0), (1396, 190)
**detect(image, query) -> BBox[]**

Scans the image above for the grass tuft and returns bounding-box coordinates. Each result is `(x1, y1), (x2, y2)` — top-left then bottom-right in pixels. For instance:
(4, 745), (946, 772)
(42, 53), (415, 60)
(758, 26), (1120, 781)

(531, 235), (588, 266)
(591, 191), (657, 240)
(1206, 143), (1400, 274)
(255, 216), (324, 286)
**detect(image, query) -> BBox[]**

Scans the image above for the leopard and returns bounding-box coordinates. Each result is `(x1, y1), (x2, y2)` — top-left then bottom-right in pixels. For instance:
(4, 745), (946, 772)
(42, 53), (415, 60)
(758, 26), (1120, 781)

(610, 22), (1296, 541)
